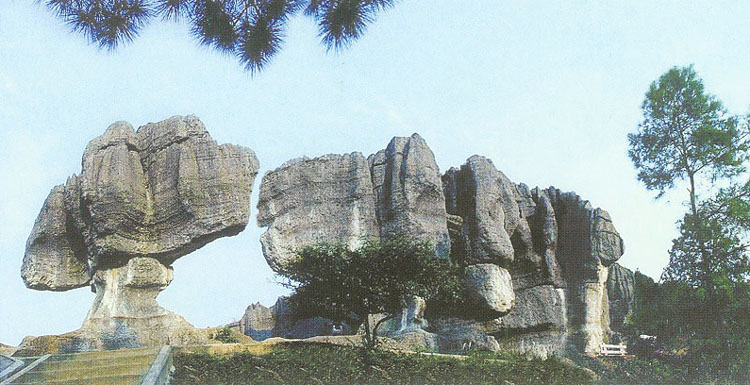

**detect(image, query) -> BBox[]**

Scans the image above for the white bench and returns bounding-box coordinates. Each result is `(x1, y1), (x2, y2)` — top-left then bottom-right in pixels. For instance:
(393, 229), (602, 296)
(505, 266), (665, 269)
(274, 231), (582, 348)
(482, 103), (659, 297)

(599, 343), (627, 357)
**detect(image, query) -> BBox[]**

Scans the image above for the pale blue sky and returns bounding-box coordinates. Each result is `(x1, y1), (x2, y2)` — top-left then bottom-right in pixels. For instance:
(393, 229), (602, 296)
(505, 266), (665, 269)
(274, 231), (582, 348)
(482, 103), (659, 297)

(1, 1), (749, 346)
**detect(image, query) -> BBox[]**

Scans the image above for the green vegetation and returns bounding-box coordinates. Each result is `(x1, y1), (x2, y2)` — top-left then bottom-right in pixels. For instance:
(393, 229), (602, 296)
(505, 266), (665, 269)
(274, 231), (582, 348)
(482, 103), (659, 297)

(629, 64), (750, 293)
(277, 236), (461, 350)
(211, 326), (240, 344)
(605, 270), (750, 384)
(171, 342), (595, 385)
(580, 349), (750, 385)
(626, 65), (750, 383)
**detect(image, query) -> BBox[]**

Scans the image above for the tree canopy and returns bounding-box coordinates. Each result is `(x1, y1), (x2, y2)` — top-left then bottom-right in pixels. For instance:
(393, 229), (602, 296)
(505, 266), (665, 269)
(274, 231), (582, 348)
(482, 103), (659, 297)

(628, 65), (750, 337)
(276, 236), (460, 349)
(628, 65), (747, 201)
(43, 0), (395, 72)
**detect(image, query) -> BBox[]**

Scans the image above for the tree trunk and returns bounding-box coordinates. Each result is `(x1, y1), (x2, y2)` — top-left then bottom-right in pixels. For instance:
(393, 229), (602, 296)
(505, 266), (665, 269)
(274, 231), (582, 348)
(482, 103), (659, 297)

(688, 171), (717, 337)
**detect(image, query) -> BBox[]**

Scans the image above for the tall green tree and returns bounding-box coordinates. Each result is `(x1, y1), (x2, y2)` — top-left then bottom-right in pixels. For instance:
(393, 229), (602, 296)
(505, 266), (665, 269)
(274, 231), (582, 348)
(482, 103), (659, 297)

(276, 236), (460, 351)
(628, 65), (750, 334)
(43, 0), (395, 72)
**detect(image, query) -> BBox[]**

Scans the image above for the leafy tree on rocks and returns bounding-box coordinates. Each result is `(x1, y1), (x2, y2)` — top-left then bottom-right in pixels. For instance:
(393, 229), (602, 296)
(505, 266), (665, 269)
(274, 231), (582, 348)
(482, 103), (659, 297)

(276, 236), (461, 351)
(42, 0), (395, 72)
(628, 64), (750, 336)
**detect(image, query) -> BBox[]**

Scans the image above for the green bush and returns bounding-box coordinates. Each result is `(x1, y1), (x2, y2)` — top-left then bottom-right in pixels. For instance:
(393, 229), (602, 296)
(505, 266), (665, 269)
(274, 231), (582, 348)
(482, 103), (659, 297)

(211, 326), (239, 344)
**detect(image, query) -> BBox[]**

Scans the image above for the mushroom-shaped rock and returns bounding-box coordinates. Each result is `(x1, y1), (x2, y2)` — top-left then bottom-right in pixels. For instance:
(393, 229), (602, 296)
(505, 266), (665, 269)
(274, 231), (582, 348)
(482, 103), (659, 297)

(19, 116), (259, 353)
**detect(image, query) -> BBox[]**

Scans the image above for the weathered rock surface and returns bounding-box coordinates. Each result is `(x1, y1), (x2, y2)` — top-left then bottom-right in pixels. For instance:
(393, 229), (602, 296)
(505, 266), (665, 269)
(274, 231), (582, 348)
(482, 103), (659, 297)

(240, 303), (276, 341)
(23, 185), (89, 291)
(442, 157), (518, 266)
(253, 132), (627, 357)
(607, 263), (634, 331)
(258, 134), (450, 272)
(239, 298), (352, 340)
(368, 134), (451, 258)
(545, 188), (624, 353)
(20, 116), (259, 353)
(257, 153), (379, 271)
(363, 295), (429, 337)
(463, 264), (515, 319)
(0, 343), (17, 356)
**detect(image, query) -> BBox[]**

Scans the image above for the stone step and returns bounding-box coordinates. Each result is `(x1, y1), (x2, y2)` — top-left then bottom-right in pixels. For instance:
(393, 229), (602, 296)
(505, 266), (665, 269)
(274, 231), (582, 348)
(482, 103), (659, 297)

(34, 354), (155, 372)
(20, 361), (153, 381)
(6, 347), (162, 385)
(44, 347), (160, 363)
(9, 373), (143, 385)
(16, 364), (147, 384)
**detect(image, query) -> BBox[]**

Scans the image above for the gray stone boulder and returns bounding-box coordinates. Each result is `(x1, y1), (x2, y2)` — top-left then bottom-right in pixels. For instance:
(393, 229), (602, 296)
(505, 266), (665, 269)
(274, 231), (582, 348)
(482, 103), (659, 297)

(257, 153), (379, 271)
(428, 285), (567, 357)
(363, 296), (429, 337)
(463, 264), (515, 319)
(240, 303), (276, 341)
(239, 297), (352, 340)
(20, 116), (259, 353)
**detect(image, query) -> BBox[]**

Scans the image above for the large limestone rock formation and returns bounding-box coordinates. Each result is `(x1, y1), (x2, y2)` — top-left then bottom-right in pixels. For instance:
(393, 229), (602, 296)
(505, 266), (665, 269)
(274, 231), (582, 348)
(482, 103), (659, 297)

(253, 133), (626, 357)
(20, 116), (259, 354)
(240, 303), (276, 341)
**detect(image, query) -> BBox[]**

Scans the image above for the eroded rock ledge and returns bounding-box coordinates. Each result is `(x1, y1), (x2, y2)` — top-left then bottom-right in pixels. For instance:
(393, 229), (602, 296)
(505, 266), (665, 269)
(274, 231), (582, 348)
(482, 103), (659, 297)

(20, 116), (259, 354)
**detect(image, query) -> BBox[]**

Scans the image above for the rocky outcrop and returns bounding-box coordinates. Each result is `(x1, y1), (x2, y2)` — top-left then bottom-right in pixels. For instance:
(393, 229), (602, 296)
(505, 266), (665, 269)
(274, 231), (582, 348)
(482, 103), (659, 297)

(463, 264), (515, 319)
(239, 298), (352, 340)
(368, 134), (451, 258)
(254, 132), (627, 357)
(258, 134), (450, 270)
(607, 263), (635, 331)
(0, 343), (17, 356)
(240, 303), (276, 341)
(20, 116), (259, 353)
(442, 157), (519, 266)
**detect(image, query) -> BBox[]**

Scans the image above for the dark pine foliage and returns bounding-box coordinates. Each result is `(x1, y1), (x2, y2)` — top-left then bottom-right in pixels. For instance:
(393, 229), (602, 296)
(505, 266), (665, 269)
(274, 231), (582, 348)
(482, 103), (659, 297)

(42, 0), (396, 72)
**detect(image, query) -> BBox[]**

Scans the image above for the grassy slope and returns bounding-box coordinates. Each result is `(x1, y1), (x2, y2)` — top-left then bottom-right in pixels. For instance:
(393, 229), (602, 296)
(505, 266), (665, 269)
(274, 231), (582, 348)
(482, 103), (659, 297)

(172, 342), (595, 385)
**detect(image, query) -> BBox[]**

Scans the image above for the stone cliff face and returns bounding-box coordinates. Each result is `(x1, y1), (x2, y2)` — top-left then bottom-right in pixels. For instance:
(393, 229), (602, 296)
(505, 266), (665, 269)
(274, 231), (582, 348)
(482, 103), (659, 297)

(258, 134), (450, 270)
(257, 153), (380, 271)
(607, 262), (635, 331)
(256, 133), (626, 356)
(20, 116), (259, 354)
